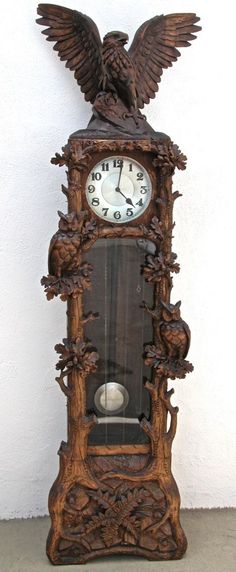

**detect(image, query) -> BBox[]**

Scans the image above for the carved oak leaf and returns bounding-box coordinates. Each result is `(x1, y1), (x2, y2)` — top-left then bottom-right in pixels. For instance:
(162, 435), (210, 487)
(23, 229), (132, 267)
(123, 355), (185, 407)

(144, 344), (193, 380)
(55, 337), (99, 375)
(150, 216), (164, 240)
(81, 218), (98, 243)
(142, 252), (179, 283)
(153, 142), (187, 175)
(144, 344), (165, 367)
(140, 216), (164, 243)
(51, 145), (70, 167)
(171, 144), (187, 171)
(71, 145), (95, 171)
(157, 359), (194, 380)
(82, 219), (96, 235)
(142, 254), (165, 283)
(51, 151), (67, 167)
(41, 263), (93, 301)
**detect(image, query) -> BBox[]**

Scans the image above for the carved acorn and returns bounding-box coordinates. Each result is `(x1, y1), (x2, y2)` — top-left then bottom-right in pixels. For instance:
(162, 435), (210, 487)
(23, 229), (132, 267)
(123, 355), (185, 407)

(48, 211), (86, 277)
(160, 300), (190, 360)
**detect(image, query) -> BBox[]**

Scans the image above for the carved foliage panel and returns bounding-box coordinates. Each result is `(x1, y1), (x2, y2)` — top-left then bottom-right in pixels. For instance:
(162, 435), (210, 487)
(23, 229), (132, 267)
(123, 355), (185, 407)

(59, 479), (176, 558)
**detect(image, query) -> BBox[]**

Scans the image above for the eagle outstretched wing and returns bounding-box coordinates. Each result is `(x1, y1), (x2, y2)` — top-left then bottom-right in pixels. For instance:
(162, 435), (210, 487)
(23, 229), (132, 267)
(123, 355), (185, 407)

(128, 13), (201, 109)
(36, 4), (103, 103)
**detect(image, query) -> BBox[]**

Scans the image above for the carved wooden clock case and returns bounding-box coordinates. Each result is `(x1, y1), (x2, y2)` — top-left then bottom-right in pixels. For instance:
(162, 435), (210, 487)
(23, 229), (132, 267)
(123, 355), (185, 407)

(37, 3), (201, 565)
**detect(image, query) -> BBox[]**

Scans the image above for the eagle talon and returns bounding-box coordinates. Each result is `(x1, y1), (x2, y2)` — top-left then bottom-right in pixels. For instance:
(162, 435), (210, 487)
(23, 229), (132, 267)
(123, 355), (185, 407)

(122, 111), (141, 126)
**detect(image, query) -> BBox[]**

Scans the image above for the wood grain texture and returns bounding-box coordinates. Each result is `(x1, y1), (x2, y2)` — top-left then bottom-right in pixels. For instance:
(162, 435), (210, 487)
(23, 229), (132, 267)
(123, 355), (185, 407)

(41, 135), (192, 564)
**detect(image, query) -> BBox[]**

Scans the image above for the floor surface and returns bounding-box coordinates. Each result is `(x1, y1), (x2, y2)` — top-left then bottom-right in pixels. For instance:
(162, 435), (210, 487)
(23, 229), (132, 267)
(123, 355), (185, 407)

(0, 510), (235, 572)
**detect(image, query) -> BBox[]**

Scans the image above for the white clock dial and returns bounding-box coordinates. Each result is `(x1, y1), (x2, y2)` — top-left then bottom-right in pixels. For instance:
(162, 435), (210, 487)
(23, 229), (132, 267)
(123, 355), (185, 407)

(85, 156), (152, 223)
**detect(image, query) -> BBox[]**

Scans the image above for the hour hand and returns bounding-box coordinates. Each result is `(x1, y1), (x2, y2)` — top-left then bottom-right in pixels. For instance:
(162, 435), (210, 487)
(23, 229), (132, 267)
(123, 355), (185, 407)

(115, 187), (135, 207)
(125, 197), (135, 207)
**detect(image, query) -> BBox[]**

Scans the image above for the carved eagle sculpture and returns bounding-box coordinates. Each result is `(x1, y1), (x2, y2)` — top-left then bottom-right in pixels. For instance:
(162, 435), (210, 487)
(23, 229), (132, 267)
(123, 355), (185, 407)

(37, 4), (201, 129)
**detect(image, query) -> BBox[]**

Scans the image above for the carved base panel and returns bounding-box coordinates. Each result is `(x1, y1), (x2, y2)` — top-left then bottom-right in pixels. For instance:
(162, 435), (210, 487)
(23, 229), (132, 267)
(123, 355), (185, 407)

(46, 452), (187, 565)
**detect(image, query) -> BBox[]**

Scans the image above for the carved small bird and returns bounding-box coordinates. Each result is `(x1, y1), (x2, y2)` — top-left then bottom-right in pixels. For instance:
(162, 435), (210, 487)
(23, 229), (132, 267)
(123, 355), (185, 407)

(160, 300), (190, 360)
(36, 5), (201, 114)
(48, 211), (84, 277)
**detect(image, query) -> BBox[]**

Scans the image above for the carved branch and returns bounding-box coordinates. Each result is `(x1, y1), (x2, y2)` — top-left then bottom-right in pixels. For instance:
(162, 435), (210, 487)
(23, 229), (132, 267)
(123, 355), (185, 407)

(172, 190), (182, 201)
(159, 384), (178, 443)
(144, 506), (171, 533)
(139, 416), (154, 440)
(56, 372), (73, 397)
(82, 312), (99, 324)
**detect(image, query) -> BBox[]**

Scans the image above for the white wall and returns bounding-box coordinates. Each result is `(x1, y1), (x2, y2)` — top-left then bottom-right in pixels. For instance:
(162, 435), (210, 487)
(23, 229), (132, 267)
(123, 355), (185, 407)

(0, 0), (236, 518)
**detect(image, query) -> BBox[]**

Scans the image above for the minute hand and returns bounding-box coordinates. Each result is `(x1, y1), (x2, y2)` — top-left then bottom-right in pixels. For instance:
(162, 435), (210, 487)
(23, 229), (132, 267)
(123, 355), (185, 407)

(116, 160), (124, 189)
(115, 162), (135, 207)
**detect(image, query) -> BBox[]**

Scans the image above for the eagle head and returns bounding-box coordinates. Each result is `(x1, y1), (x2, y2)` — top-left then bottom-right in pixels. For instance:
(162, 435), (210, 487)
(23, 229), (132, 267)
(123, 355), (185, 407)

(103, 31), (129, 47)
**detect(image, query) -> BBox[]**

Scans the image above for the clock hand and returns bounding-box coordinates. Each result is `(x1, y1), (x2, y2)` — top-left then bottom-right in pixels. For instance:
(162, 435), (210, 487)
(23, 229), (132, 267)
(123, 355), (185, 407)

(115, 187), (136, 207)
(116, 160), (124, 189)
(115, 160), (136, 207)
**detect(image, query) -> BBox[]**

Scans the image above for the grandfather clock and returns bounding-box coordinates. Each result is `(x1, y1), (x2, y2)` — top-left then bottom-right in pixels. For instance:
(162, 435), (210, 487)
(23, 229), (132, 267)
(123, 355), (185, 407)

(37, 4), (201, 565)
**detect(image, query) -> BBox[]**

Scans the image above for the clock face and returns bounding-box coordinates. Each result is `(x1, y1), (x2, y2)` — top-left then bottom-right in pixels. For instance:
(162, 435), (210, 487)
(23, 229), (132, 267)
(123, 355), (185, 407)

(85, 156), (152, 223)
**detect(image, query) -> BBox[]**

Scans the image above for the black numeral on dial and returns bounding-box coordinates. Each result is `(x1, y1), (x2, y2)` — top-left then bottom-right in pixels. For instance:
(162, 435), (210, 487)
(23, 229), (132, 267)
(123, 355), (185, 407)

(140, 186), (148, 194)
(102, 208), (109, 216)
(137, 172), (144, 181)
(91, 172), (102, 181)
(88, 184), (95, 193)
(92, 197), (100, 206)
(126, 208), (133, 217)
(102, 163), (109, 171)
(113, 211), (121, 220)
(113, 159), (123, 168)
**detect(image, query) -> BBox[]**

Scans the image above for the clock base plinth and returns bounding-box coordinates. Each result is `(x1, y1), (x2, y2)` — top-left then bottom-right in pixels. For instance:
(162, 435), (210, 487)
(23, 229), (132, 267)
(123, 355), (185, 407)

(46, 449), (187, 565)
